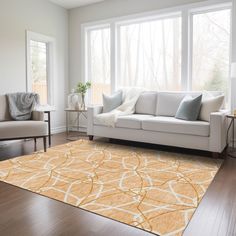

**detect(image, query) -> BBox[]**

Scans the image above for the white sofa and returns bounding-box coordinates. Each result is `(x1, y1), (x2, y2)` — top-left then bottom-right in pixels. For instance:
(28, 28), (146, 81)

(87, 91), (229, 155)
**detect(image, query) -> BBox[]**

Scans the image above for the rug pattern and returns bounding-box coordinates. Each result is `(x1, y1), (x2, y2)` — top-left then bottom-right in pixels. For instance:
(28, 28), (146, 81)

(0, 140), (222, 235)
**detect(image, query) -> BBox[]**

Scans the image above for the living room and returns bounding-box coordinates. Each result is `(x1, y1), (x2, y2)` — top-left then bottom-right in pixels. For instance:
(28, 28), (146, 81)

(0, 0), (236, 235)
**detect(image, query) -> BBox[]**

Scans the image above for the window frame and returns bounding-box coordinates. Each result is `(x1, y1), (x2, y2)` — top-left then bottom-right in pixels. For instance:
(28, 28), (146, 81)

(81, 0), (232, 105)
(26, 31), (55, 105)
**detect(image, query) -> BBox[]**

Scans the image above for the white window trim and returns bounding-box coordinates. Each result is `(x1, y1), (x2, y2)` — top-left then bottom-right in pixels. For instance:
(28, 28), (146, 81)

(26, 31), (56, 105)
(81, 0), (232, 104)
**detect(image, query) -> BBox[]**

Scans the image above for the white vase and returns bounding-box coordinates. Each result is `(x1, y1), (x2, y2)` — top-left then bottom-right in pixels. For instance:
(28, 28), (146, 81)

(75, 102), (81, 110)
(68, 89), (79, 109)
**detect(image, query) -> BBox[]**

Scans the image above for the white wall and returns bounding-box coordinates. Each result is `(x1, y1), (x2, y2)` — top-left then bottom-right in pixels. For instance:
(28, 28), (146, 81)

(69, 0), (206, 90)
(0, 0), (69, 133)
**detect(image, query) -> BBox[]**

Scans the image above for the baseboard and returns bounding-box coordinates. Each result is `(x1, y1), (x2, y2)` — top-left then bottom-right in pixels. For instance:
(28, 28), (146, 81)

(51, 126), (87, 134)
(69, 126), (87, 133)
(51, 126), (66, 134)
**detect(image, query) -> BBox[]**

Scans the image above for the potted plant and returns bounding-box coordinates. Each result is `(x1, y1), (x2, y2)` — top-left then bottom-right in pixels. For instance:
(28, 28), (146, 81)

(76, 81), (91, 110)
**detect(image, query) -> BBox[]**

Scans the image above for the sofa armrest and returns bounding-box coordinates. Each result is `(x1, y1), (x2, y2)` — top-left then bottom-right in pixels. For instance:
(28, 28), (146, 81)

(87, 105), (103, 135)
(209, 110), (229, 153)
(32, 111), (45, 121)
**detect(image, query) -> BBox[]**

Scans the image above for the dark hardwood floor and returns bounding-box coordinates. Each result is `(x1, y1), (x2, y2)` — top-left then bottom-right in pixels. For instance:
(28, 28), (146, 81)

(0, 133), (236, 236)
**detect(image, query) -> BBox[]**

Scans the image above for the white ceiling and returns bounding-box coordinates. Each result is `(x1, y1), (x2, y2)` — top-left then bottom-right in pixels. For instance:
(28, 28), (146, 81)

(49, 0), (105, 9)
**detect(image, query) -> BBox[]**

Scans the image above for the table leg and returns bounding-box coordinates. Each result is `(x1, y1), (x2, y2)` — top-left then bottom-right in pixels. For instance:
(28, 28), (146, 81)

(48, 112), (51, 146)
(227, 119), (233, 146)
(233, 119), (235, 150)
(66, 112), (69, 137)
(78, 112), (80, 137)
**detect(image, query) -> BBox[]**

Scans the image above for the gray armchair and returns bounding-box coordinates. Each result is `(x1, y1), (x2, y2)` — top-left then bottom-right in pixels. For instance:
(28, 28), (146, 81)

(0, 95), (48, 152)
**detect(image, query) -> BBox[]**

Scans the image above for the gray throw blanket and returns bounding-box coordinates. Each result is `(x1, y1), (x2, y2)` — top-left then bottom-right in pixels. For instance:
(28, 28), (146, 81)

(7, 93), (39, 121)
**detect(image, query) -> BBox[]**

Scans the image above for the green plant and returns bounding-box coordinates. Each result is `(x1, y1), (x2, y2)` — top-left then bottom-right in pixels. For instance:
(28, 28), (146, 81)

(76, 82), (91, 96)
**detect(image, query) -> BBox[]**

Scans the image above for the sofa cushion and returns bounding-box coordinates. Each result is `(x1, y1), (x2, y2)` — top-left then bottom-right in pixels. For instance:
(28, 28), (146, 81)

(116, 115), (154, 129)
(103, 91), (123, 113)
(175, 95), (202, 121)
(199, 95), (224, 122)
(0, 95), (11, 121)
(142, 116), (210, 137)
(0, 121), (48, 139)
(156, 92), (202, 117)
(135, 92), (157, 115)
(94, 114), (154, 129)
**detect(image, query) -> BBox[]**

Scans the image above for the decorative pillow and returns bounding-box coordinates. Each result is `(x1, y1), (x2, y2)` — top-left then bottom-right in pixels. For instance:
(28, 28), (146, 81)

(135, 92), (157, 115)
(199, 95), (224, 122)
(175, 95), (202, 121)
(103, 91), (123, 113)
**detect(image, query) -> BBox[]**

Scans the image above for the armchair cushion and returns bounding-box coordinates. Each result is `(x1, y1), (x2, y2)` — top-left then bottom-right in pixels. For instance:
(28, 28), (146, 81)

(0, 121), (48, 140)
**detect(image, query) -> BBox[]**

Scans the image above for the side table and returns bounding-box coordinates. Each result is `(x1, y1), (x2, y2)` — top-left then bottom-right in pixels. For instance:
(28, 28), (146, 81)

(226, 115), (236, 157)
(65, 108), (88, 141)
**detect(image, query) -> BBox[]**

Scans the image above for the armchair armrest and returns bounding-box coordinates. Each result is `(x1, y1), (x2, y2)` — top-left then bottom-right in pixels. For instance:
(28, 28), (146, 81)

(32, 111), (45, 121)
(87, 105), (103, 135)
(209, 110), (229, 153)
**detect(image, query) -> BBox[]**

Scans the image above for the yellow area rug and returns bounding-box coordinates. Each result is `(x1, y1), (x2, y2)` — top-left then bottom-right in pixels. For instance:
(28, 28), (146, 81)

(0, 140), (222, 236)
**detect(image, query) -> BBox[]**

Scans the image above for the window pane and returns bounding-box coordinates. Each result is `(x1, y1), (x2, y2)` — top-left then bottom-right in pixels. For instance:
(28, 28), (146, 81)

(118, 16), (181, 90)
(30, 40), (48, 105)
(88, 28), (111, 104)
(192, 9), (231, 100)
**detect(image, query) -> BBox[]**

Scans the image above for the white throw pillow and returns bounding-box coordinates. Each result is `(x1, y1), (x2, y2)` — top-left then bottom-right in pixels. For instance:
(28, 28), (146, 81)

(103, 91), (123, 113)
(199, 95), (224, 122)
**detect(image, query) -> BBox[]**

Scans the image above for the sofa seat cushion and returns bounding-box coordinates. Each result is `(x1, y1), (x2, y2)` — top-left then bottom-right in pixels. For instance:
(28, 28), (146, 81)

(94, 114), (154, 129)
(142, 116), (210, 137)
(116, 115), (154, 129)
(0, 121), (48, 139)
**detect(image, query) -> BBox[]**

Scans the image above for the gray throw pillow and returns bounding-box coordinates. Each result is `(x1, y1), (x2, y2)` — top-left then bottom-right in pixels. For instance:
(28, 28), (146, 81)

(103, 91), (123, 113)
(175, 95), (202, 121)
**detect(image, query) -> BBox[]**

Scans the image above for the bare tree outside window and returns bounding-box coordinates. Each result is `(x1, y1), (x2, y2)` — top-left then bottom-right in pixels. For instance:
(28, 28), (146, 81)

(118, 17), (182, 91)
(192, 9), (231, 101)
(30, 40), (48, 104)
(89, 28), (111, 104)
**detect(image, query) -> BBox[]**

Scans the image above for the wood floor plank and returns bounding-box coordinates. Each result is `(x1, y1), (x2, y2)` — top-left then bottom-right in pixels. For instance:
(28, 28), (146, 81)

(183, 157), (236, 236)
(0, 182), (153, 236)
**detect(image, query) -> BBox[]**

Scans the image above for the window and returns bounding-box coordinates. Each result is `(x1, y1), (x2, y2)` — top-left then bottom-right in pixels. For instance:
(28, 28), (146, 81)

(27, 31), (55, 105)
(83, 2), (232, 105)
(30, 40), (48, 104)
(191, 8), (231, 100)
(86, 27), (111, 104)
(118, 16), (181, 90)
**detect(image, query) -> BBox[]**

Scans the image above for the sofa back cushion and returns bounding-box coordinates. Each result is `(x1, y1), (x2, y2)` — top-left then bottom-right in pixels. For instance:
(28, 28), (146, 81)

(156, 92), (202, 117)
(0, 95), (11, 121)
(135, 91), (157, 115)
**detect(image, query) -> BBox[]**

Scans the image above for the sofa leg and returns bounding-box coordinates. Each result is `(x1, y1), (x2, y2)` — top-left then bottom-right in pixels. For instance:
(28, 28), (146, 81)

(34, 138), (37, 151)
(89, 135), (94, 141)
(43, 137), (47, 152)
